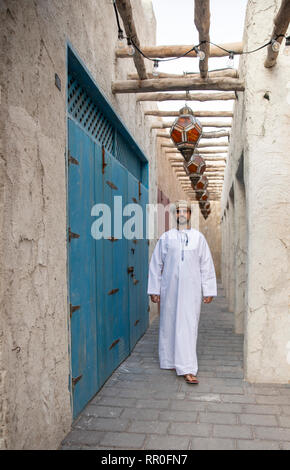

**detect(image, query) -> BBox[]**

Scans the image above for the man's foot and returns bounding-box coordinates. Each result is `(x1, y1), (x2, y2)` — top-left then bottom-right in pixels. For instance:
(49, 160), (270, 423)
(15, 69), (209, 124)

(184, 374), (199, 384)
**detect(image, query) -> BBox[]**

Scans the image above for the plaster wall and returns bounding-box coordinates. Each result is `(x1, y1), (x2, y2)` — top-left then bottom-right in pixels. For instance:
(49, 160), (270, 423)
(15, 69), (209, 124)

(0, 0), (157, 449)
(199, 201), (221, 280)
(221, 0), (290, 383)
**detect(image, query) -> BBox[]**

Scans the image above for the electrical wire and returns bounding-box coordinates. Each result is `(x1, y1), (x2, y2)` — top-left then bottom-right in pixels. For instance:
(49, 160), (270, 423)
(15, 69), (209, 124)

(113, 2), (287, 64)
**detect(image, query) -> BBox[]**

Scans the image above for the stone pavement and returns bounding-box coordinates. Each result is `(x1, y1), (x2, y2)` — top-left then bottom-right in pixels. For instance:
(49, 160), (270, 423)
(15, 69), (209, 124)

(60, 282), (290, 450)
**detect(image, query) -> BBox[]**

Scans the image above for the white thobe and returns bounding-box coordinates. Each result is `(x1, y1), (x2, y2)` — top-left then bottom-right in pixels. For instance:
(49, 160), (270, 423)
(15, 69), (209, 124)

(147, 228), (217, 376)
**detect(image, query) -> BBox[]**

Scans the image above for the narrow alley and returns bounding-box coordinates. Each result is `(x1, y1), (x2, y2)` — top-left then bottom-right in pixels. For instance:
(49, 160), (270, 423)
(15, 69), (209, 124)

(61, 283), (290, 451)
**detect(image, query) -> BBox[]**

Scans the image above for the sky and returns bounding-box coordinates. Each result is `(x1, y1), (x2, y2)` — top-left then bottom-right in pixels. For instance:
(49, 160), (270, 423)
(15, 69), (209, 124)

(150, 0), (248, 139)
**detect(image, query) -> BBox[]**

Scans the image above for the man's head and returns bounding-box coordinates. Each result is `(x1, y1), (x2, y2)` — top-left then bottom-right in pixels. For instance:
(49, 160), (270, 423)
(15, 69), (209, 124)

(174, 200), (192, 227)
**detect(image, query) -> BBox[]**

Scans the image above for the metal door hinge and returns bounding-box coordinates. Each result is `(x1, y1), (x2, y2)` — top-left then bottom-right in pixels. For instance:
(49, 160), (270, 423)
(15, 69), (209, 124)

(102, 145), (107, 174)
(109, 339), (120, 350)
(106, 181), (118, 190)
(107, 236), (119, 242)
(68, 150), (79, 165)
(72, 375), (83, 388)
(68, 227), (80, 242)
(70, 304), (80, 318)
(108, 288), (119, 295)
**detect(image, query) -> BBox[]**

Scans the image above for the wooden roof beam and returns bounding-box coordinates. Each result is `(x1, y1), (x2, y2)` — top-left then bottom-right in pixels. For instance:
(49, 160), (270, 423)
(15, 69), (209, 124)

(264, 0), (290, 68)
(194, 0), (210, 78)
(112, 77), (244, 94)
(116, 42), (243, 59)
(136, 91), (236, 102)
(152, 121), (232, 129)
(128, 69), (238, 80)
(115, 0), (147, 79)
(146, 110), (233, 117)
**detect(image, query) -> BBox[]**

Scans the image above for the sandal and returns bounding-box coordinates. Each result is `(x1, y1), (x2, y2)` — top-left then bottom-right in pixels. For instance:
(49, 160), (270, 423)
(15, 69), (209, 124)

(184, 374), (199, 384)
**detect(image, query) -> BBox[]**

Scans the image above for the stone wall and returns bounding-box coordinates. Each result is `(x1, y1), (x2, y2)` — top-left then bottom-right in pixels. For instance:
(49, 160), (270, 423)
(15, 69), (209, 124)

(199, 201), (221, 280)
(221, 0), (290, 383)
(0, 0), (157, 449)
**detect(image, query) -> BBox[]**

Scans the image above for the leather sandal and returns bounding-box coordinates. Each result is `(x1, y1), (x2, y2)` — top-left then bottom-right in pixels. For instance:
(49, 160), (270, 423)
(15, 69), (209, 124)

(184, 374), (199, 384)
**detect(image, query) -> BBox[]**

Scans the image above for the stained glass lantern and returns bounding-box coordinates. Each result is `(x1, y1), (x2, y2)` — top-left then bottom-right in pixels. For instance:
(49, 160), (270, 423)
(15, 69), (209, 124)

(199, 201), (210, 211)
(195, 175), (208, 192)
(170, 105), (203, 161)
(190, 175), (200, 188)
(183, 154), (206, 176)
(196, 189), (209, 202)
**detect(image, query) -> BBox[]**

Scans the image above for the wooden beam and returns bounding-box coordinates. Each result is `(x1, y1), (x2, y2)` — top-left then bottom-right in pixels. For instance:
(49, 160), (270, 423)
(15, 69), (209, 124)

(160, 141), (229, 148)
(166, 149), (228, 154)
(152, 121), (232, 129)
(128, 69), (238, 80)
(146, 110), (234, 117)
(112, 77), (245, 94)
(115, 0), (147, 80)
(136, 91), (236, 102)
(194, 0), (210, 78)
(264, 0), (290, 68)
(116, 42), (243, 58)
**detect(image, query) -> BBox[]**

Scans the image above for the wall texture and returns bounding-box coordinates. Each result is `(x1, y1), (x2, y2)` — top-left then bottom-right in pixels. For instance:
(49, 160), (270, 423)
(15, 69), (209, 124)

(221, 0), (290, 383)
(0, 0), (157, 449)
(199, 201), (221, 280)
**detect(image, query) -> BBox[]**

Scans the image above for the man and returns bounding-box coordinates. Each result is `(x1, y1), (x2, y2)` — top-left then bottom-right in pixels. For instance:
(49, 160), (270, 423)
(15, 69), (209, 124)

(147, 200), (217, 384)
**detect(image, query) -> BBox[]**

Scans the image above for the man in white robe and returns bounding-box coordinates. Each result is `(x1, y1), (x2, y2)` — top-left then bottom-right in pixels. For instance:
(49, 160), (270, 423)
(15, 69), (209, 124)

(147, 201), (217, 384)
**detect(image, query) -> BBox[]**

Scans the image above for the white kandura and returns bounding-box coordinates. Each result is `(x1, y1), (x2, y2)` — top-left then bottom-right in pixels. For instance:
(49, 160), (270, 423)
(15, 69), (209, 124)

(147, 228), (217, 376)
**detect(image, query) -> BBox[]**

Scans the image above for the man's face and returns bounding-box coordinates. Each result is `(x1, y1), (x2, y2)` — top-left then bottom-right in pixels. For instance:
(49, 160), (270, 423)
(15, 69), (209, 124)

(176, 207), (191, 226)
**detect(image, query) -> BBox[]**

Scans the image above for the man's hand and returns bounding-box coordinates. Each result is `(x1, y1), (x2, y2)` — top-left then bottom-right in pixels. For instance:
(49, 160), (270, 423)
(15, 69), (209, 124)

(203, 296), (213, 304)
(150, 294), (160, 303)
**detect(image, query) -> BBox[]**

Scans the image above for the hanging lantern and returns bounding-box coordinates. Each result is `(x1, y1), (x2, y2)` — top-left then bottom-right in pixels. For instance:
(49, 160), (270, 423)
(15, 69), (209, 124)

(195, 175), (208, 192)
(196, 189), (209, 202)
(170, 105), (203, 161)
(183, 154), (206, 176)
(199, 201), (210, 211)
(190, 175), (201, 188)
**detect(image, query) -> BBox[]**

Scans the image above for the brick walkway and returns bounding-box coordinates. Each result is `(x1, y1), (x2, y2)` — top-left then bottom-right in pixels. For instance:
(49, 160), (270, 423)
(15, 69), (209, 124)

(60, 282), (290, 450)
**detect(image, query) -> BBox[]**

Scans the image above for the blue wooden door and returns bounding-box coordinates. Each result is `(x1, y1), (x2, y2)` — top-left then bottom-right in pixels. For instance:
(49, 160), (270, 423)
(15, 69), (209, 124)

(67, 59), (149, 419)
(95, 145), (130, 387)
(68, 118), (98, 418)
(127, 175), (149, 349)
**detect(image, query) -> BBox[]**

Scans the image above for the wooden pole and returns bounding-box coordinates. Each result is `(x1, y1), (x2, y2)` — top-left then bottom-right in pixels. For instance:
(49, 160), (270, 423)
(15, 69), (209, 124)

(128, 69), (238, 80)
(116, 42), (243, 58)
(166, 149), (228, 154)
(160, 141), (229, 148)
(136, 91), (236, 102)
(264, 0), (290, 68)
(112, 77), (245, 94)
(115, 0), (147, 80)
(194, 0), (210, 78)
(152, 121), (232, 129)
(146, 110), (234, 117)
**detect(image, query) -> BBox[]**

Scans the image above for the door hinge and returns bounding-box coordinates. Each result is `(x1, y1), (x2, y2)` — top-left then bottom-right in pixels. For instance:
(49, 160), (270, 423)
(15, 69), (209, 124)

(106, 180), (118, 190)
(109, 339), (120, 350)
(108, 288), (119, 295)
(72, 375), (83, 388)
(107, 236), (119, 242)
(127, 266), (134, 274)
(70, 303), (80, 318)
(138, 181), (142, 200)
(68, 150), (79, 165)
(102, 145), (107, 174)
(68, 227), (80, 242)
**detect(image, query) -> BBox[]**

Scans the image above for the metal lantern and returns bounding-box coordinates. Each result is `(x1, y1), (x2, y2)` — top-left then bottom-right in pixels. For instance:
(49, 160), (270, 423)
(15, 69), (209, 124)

(170, 105), (203, 161)
(195, 189), (209, 202)
(195, 175), (208, 192)
(183, 154), (206, 176)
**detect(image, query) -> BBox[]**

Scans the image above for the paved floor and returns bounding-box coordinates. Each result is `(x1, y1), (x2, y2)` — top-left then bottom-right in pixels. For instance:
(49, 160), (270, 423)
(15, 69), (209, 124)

(61, 283), (290, 450)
